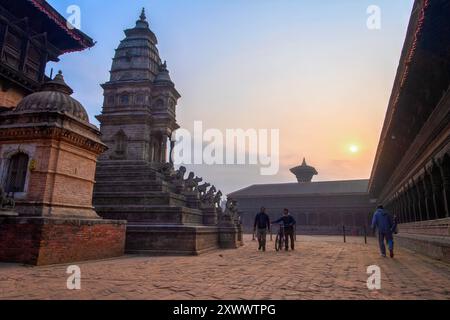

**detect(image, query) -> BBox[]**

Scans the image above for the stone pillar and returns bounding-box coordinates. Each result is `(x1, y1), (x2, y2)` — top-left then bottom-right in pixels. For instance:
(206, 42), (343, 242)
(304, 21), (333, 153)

(183, 190), (201, 209)
(430, 164), (445, 219)
(410, 182), (420, 222)
(160, 134), (168, 163)
(438, 157), (450, 218)
(218, 214), (239, 249)
(417, 177), (429, 221)
(202, 204), (218, 226)
(169, 140), (175, 165)
(423, 171), (435, 220)
(403, 188), (411, 223)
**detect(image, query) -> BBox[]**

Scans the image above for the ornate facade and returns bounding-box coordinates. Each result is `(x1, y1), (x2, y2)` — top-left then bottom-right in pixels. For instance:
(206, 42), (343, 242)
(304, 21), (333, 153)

(93, 10), (241, 255)
(369, 0), (450, 262)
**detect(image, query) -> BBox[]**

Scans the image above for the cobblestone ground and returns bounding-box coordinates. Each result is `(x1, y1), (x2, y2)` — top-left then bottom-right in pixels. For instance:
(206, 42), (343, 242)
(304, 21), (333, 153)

(0, 235), (449, 300)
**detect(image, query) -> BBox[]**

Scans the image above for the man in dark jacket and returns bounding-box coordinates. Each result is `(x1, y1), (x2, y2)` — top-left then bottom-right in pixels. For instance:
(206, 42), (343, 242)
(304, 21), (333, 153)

(372, 205), (395, 258)
(272, 209), (297, 251)
(254, 207), (271, 251)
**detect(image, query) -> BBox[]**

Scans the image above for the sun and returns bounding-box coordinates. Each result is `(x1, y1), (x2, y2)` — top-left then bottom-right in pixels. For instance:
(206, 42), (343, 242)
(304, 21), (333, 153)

(349, 145), (360, 154)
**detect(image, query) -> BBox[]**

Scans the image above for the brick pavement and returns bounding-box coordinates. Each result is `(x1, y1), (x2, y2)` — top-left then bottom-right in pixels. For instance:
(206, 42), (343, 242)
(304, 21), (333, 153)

(0, 235), (449, 300)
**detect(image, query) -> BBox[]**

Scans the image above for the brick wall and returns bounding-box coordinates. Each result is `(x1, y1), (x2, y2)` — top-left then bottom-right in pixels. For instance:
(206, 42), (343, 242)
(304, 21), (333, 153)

(0, 217), (126, 266)
(0, 82), (26, 108)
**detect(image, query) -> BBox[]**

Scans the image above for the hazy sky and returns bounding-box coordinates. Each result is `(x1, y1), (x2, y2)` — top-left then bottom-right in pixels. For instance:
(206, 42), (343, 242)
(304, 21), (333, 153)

(47, 0), (414, 195)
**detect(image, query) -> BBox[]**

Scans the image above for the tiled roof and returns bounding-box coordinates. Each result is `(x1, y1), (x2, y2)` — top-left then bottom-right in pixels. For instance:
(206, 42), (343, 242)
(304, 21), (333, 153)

(229, 179), (370, 198)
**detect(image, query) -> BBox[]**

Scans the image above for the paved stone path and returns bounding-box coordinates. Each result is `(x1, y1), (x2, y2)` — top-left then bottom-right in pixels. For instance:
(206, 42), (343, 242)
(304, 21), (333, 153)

(0, 235), (449, 300)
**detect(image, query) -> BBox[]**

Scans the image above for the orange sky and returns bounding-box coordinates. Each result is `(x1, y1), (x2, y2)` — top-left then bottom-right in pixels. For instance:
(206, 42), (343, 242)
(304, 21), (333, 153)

(48, 0), (415, 195)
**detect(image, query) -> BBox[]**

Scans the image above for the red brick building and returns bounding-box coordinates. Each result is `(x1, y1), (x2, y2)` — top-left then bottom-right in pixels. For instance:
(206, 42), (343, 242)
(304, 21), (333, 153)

(0, 0), (126, 266)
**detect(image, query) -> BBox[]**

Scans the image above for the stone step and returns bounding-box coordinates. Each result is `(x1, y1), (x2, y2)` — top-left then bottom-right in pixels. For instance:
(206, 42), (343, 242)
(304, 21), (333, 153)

(94, 185), (167, 192)
(95, 205), (204, 225)
(93, 192), (186, 206)
(94, 181), (168, 192)
(95, 173), (159, 181)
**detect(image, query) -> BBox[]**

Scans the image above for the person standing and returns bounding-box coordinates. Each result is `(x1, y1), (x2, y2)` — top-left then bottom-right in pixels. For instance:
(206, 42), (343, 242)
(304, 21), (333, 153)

(254, 207), (271, 251)
(272, 209), (297, 251)
(371, 205), (395, 258)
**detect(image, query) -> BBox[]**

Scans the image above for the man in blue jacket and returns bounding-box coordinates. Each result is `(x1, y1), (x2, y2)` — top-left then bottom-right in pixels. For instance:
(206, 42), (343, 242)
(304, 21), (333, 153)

(272, 209), (297, 251)
(371, 205), (395, 258)
(254, 207), (271, 252)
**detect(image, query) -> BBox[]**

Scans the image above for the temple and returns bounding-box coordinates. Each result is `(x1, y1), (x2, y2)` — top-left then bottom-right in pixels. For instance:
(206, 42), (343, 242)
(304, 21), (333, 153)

(0, 0), (125, 266)
(230, 159), (374, 235)
(93, 9), (241, 255)
(368, 0), (450, 262)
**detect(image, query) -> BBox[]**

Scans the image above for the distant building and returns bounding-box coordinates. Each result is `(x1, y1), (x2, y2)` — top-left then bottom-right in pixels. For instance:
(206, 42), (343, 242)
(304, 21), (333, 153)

(229, 159), (374, 235)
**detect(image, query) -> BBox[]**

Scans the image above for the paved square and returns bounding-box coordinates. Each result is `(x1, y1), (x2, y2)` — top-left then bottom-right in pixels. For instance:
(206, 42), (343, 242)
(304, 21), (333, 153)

(0, 235), (449, 300)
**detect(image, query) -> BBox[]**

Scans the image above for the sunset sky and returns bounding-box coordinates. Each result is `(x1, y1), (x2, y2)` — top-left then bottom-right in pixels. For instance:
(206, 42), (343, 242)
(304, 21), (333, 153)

(47, 0), (414, 195)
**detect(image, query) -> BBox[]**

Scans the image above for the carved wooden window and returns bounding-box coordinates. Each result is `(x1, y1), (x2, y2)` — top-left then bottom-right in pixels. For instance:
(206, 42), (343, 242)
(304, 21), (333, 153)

(25, 44), (41, 81)
(3, 31), (21, 69)
(5, 152), (29, 193)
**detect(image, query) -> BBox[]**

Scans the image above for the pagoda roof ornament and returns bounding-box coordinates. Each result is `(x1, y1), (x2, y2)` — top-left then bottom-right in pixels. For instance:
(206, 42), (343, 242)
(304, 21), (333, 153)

(135, 7), (149, 29)
(140, 8), (147, 21)
(290, 158), (318, 183)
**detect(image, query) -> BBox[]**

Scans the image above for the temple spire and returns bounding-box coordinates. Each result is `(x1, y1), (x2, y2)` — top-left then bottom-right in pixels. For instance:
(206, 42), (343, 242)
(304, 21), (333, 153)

(135, 7), (149, 29)
(140, 8), (147, 21)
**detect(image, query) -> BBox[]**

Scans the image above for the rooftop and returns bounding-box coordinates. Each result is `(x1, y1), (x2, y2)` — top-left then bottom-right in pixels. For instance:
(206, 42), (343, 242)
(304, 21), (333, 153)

(229, 179), (370, 198)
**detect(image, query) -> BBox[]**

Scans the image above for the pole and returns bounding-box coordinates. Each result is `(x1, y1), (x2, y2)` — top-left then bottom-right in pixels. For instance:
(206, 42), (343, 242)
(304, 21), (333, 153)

(270, 228), (273, 242)
(343, 225), (346, 243)
(364, 226), (367, 245)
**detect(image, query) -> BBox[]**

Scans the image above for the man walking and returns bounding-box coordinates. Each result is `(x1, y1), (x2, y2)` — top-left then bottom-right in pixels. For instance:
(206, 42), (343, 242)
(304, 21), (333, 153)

(254, 207), (271, 251)
(372, 205), (395, 258)
(272, 209), (296, 251)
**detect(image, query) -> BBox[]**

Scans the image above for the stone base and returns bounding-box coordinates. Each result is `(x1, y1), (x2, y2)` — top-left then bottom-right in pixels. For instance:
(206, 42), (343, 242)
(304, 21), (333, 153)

(218, 225), (239, 249)
(0, 217), (126, 266)
(396, 218), (450, 263)
(125, 225), (220, 256)
(395, 233), (450, 263)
